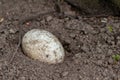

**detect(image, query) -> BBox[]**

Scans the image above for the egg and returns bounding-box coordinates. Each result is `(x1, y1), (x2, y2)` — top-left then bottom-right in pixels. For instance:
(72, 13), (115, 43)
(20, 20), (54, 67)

(22, 29), (65, 64)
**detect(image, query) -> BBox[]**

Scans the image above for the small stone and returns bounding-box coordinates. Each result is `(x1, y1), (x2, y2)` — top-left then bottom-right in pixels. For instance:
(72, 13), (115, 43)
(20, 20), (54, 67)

(62, 71), (69, 77)
(9, 29), (16, 34)
(96, 47), (102, 53)
(26, 22), (30, 26)
(0, 2), (2, 5)
(81, 45), (89, 53)
(101, 18), (108, 23)
(75, 53), (81, 58)
(108, 49), (113, 55)
(69, 33), (76, 38)
(40, 19), (45, 24)
(108, 58), (113, 64)
(0, 17), (4, 23)
(46, 16), (53, 22)
(0, 63), (2, 70)
(118, 41), (120, 45)
(64, 17), (70, 21)
(19, 77), (26, 80)
(64, 11), (76, 17)
(117, 36), (120, 40)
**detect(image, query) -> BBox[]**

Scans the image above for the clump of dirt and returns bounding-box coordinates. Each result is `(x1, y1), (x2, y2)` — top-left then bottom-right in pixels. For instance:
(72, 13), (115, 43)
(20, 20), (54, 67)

(0, 0), (120, 80)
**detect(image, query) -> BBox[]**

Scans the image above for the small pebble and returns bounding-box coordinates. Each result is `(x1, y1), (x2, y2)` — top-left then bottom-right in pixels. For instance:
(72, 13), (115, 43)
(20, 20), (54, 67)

(0, 17), (4, 23)
(46, 16), (53, 22)
(9, 29), (16, 34)
(69, 33), (76, 38)
(26, 22), (31, 26)
(0, 63), (2, 70)
(101, 18), (107, 23)
(64, 17), (70, 21)
(74, 53), (81, 58)
(62, 71), (69, 77)
(117, 36), (120, 40)
(40, 19), (45, 24)
(19, 77), (26, 80)
(0, 1), (2, 5)
(108, 58), (113, 64)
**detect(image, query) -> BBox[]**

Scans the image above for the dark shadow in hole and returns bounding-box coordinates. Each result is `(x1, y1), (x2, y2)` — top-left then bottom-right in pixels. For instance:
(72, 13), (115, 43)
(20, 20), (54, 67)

(62, 41), (71, 53)
(46, 55), (49, 58)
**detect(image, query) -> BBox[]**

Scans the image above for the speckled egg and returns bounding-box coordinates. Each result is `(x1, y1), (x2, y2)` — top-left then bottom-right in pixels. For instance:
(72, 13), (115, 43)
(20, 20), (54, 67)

(22, 29), (65, 64)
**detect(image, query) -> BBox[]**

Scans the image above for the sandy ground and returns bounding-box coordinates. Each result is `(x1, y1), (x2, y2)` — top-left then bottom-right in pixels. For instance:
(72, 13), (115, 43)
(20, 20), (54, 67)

(0, 0), (120, 80)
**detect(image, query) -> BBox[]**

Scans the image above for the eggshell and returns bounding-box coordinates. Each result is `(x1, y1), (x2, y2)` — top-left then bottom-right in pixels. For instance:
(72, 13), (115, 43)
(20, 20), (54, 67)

(22, 29), (65, 64)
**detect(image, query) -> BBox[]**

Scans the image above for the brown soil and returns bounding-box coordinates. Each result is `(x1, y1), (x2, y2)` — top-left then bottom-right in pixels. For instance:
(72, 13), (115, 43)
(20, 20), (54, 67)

(0, 0), (120, 80)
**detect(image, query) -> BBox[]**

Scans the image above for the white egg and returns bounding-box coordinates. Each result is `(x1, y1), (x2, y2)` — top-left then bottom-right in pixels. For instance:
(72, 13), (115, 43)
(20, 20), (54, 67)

(22, 29), (65, 64)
